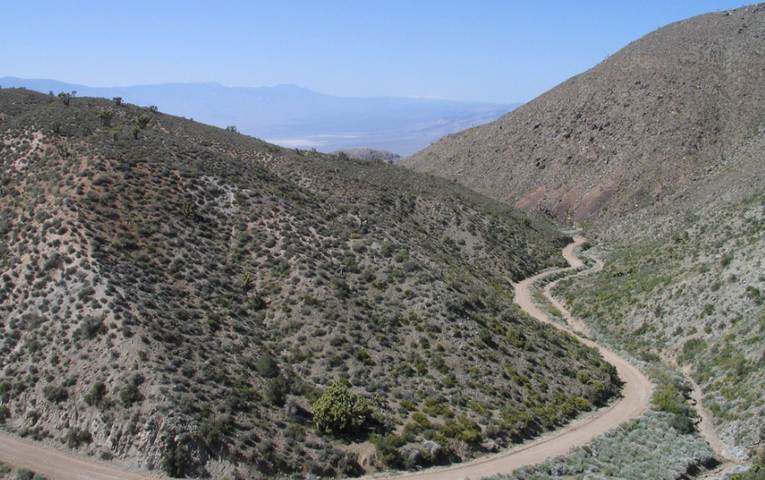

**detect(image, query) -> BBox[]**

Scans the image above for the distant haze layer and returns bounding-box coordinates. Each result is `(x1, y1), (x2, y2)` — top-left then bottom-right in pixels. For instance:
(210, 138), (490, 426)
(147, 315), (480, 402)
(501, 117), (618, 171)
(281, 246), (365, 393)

(0, 77), (517, 155)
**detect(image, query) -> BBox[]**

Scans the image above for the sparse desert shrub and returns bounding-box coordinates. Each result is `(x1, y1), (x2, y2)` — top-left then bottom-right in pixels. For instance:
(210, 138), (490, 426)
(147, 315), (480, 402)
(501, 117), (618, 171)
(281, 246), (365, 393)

(264, 376), (288, 407)
(312, 380), (373, 436)
(43, 384), (68, 403)
(136, 115), (151, 129)
(65, 427), (93, 448)
(161, 436), (192, 478)
(98, 109), (114, 127)
(15, 469), (39, 480)
(681, 338), (706, 362)
(652, 383), (695, 434)
(731, 448), (765, 479)
(255, 353), (279, 378)
(0, 405), (9, 423)
(84, 381), (108, 408)
(371, 433), (405, 468)
(75, 315), (106, 340)
(119, 383), (144, 407)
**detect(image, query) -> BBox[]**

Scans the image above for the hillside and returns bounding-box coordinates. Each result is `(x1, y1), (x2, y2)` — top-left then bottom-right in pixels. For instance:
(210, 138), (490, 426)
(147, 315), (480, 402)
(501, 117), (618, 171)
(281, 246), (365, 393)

(0, 78), (517, 155)
(556, 128), (765, 463)
(405, 3), (765, 221)
(0, 89), (619, 479)
(333, 148), (402, 163)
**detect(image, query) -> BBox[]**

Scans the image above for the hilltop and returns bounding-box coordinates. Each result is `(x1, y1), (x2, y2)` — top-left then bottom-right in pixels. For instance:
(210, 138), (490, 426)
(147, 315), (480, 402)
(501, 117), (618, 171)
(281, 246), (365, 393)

(0, 88), (618, 478)
(406, 4), (765, 221)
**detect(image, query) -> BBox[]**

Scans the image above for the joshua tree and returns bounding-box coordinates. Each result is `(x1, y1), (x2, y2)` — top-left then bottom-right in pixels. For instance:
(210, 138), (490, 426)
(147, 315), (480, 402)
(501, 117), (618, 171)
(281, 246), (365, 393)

(137, 115), (151, 129)
(99, 109), (114, 127)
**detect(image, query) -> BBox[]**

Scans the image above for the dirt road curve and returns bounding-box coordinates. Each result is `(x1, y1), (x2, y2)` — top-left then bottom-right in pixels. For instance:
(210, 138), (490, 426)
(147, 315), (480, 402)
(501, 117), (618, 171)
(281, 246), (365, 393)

(0, 235), (652, 480)
(0, 432), (155, 480)
(370, 235), (652, 480)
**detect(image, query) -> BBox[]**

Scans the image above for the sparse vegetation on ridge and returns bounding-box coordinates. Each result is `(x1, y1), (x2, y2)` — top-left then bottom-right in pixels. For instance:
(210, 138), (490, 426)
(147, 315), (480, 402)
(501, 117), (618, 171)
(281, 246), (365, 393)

(0, 88), (619, 478)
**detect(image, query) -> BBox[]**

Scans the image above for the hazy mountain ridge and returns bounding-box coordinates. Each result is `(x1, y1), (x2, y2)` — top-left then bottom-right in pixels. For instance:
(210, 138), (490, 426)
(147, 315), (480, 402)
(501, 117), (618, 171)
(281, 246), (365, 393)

(0, 77), (517, 155)
(0, 88), (618, 478)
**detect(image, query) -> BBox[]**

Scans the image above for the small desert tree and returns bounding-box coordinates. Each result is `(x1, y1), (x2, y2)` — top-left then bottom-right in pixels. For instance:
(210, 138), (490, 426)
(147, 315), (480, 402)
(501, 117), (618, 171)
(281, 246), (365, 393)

(312, 380), (373, 436)
(99, 109), (114, 127)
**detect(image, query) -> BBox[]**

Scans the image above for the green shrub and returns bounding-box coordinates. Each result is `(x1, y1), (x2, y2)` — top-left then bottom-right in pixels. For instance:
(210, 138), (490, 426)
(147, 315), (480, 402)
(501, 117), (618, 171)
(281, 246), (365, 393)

(160, 437), (191, 478)
(264, 376), (288, 406)
(15, 469), (34, 480)
(731, 448), (765, 480)
(43, 384), (68, 403)
(371, 433), (405, 468)
(255, 353), (279, 378)
(652, 383), (695, 434)
(312, 380), (373, 436)
(119, 384), (143, 407)
(681, 338), (707, 362)
(74, 315), (106, 340)
(84, 381), (108, 408)
(65, 428), (93, 449)
(439, 415), (483, 445)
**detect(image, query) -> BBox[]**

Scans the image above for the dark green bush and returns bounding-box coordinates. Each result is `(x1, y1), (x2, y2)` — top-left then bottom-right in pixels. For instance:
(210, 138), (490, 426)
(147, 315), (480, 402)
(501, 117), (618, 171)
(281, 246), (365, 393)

(15, 469), (34, 480)
(652, 383), (695, 434)
(160, 437), (191, 478)
(65, 428), (93, 448)
(43, 384), (68, 403)
(119, 384), (143, 407)
(312, 380), (373, 436)
(84, 381), (108, 408)
(264, 376), (288, 406)
(255, 353), (279, 378)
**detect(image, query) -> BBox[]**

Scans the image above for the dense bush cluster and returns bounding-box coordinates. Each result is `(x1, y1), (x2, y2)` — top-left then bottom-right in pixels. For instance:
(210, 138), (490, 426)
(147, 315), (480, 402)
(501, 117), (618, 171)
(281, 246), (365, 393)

(312, 380), (374, 436)
(488, 411), (715, 480)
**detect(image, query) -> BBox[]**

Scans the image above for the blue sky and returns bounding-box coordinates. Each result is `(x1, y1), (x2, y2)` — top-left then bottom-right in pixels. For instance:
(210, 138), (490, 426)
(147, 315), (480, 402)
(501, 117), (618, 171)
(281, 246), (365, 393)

(0, 1), (752, 103)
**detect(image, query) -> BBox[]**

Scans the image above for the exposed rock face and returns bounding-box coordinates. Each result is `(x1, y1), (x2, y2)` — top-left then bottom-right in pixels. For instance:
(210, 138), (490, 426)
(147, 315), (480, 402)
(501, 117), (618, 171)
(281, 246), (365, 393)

(406, 4), (765, 221)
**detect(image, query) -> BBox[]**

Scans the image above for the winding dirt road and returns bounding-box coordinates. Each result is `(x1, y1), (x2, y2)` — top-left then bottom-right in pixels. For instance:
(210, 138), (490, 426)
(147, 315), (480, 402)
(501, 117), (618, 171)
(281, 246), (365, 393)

(0, 236), (652, 480)
(369, 235), (652, 480)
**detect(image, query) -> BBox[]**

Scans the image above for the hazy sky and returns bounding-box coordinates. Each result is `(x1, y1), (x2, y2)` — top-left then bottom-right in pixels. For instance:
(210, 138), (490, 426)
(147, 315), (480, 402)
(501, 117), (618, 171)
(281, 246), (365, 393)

(1, 1), (753, 103)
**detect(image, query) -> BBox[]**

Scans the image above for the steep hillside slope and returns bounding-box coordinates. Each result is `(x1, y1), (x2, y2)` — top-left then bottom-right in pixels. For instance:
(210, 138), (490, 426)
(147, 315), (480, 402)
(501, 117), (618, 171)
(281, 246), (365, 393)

(0, 89), (619, 478)
(406, 3), (765, 221)
(556, 129), (765, 462)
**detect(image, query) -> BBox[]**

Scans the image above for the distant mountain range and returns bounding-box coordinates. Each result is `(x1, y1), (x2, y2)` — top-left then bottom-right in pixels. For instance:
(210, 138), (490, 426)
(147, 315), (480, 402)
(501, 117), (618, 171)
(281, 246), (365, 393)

(0, 76), (517, 155)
